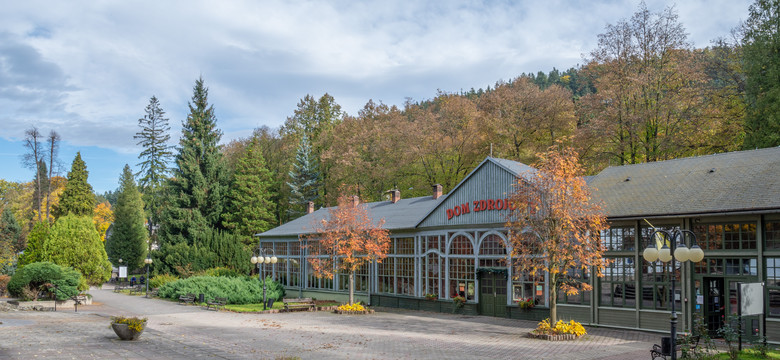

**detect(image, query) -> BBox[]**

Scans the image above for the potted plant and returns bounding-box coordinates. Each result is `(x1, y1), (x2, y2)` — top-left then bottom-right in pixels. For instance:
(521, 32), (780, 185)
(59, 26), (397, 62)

(424, 293), (438, 301)
(452, 295), (466, 313)
(110, 316), (147, 340)
(518, 297), (535, 309)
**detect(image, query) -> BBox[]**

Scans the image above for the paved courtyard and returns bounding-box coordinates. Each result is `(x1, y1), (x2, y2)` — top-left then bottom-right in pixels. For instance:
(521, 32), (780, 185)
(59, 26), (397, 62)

(0, 287), (661, 359)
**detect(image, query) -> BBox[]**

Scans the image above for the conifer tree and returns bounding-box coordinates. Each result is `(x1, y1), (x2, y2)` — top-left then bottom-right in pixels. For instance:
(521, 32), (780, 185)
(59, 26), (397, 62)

(222, 136), (277, 245)
(17, 221), (49, 267)
(158, 77), (228, 246)
(42, 214), (111, 286)
(105, 165), (148, 270)
(134, 96), (173, 243)
(0, 208), (23, 253)
(286, 133), (320, 218)
(53, 152), (95, 218)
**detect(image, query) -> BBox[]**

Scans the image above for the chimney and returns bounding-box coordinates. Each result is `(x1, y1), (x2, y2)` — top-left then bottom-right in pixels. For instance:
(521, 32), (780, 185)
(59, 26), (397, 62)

(433, 184), (443, 200)
(307, 201), (314, 214)
(352, 195), (360, 207)
(391, 189), (401, 203)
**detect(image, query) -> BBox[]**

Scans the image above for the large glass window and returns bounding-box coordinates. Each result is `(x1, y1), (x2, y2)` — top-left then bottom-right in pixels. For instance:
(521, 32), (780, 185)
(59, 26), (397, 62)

(513, 266), (545, 306)
(449, 258), (475, 300)
(423, 235), (445, 253)
(377, 258), (395, 294)
(396, 257), (415, 295)
(449, 235), (474, 255)
(600, 257), (636, 308)
(422, 253), (443, 298)
(601, 226), (635, 251)
(766, 222), (780, 250)
(641, 261), (675, 310)
(694, 223), (757, 250)
(556, 267), (591, 305)
(394, 237), (414, 254)
(337, 262), (368, 293)
(307, 261), (333, 290)
(479, 234), (506, 255)
(768, 258), (780, 317)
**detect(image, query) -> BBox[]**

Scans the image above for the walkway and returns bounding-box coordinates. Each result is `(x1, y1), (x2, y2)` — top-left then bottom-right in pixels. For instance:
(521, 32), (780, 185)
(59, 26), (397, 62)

(0, 287), (661, 359)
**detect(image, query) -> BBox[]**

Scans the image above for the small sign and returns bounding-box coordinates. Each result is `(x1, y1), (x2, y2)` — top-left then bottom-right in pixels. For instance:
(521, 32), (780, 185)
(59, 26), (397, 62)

(119, 266), (127, 278)
(536, 285), (543, 296)
(696, 295), (703, 305)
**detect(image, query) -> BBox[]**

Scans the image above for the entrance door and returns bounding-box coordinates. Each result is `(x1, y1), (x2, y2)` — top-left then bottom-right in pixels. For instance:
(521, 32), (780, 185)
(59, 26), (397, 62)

(479, 272), (507, 317)
(703, 277), (725, 337)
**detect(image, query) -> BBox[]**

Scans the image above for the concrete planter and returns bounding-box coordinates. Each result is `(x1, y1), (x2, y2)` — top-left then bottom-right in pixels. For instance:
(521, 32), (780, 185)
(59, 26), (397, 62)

(111, 323), (146, 340)
(333, 309), (375, 315)
(527, 332), (580, 341)
(10, 297), (92, 310)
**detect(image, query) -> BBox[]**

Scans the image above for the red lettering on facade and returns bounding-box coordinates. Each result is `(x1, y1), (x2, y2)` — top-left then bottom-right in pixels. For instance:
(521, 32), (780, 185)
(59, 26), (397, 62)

(487, 199), (495, 210)
(447, 209), (454, 220)
(460, 203), (470, 214)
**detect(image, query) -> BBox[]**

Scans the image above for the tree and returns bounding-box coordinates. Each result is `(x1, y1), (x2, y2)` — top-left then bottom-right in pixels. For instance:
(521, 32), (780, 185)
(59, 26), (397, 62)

(105, 165), (148, 270)
(22, 127), (45, 222)
(222, 136), (277, 245)
(286, 133), (320, 218)
(158, 77), (229, 245)
(307, 194), (390, 305)
(0, 208), (23, 253)
(506, 144), (609, 324)
(17, 221), (49, 268)
(741, 0), (780, 148)
(42, 214), (112, 286)
(53, 152), (95, 218)
(31, 160), (49, 222)
(44, 131), (61, 221)
(135, 96), (173, 242)
(93, 201), (114, 242)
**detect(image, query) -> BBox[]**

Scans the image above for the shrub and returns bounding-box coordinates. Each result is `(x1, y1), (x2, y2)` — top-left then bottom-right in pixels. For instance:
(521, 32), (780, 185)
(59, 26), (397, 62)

(149, 274), (179, 289)
(201, 267), (245, 278)
(7, 262), (82, 300)
(0, 274), (10, 296)
(158, 275), (284, 305)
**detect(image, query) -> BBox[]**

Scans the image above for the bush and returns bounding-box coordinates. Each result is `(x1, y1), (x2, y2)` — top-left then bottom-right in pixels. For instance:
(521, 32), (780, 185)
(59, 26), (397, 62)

(158, 275), (284, 305)
(201, 267), (245, 278)
(7, 262), (82, 300)
(0, 274), (10, 296)
(149, 273), (179, 289)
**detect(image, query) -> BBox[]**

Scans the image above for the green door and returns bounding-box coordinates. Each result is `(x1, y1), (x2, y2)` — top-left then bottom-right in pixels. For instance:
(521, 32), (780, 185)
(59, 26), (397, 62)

(479, 272), (507, 317)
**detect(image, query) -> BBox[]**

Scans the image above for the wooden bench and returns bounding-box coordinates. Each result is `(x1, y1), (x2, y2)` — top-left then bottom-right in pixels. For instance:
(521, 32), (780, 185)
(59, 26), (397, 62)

(283, 298), (315, 312)
(147, 288), (159, 297)
(178, 293), (196, 305)
(128, 285), (144, 295)
(206, 296), (227, 311)
(650, 334), (700, 360)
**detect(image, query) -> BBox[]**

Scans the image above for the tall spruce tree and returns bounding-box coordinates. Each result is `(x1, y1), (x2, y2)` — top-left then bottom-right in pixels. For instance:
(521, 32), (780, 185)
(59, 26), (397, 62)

(158, 77), (228, 246)
(105, 165), (148, 270)
(53, 152), (95, 218)
(286, 133), (320, 219)
(134, 96), (173, 244)
(222, 136), (276, 245)
(742, 0), (780, 148)
(0, 208), (23, 253)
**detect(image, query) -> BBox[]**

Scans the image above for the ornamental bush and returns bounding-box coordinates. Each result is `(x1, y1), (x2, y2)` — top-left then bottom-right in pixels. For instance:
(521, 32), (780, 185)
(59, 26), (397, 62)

(533, 318), (587, 337)
(157, 275), (284, 305)
(201, 267), (245, 278)
(149, 273), (179, 289)
(7, 261), (82, 300)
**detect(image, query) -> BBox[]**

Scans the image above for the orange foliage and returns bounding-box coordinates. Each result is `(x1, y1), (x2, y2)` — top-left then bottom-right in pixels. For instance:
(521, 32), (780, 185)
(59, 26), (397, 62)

(506, 142), (608, 324)
(93, 201), (114, 242)
(306, 193), (390, 304)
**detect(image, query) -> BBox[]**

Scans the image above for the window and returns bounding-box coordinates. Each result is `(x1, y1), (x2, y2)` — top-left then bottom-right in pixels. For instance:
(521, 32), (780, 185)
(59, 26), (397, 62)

(307, 262), (333, 290)
(449, 258), (475, 300)
(422, 253), (443, 298)
(449, 235), (474, 255)
(766, 222), (780, 250)
(394, 237), (415, 254)
(275, 259), (287, 285)
(556, 267), (591, 305)
(694, 223), (757, 250)
(600, 257), (635, 308)
(479, 234), (506, 255)
(768, 258), (780, 317)
(378, 258), (395, 294)
(601, 226), (635, 251)
(513, 266), (545, 306)
(641, 261), (675, 310)
(288, 258), (301, 287)
(337, 262), (368, 293)
(423, 235), (444, 253)
(396, 257), (414, 296)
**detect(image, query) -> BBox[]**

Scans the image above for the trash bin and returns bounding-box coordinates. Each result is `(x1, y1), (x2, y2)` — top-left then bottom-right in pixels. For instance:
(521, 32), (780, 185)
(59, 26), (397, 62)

(661, 336), (672, 356)
(199, 294), (205, 303)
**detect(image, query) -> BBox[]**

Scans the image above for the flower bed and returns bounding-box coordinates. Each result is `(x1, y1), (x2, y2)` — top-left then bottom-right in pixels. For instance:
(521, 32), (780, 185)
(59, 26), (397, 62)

(529, 318), (586, 341)
(334, 303), (374, 315)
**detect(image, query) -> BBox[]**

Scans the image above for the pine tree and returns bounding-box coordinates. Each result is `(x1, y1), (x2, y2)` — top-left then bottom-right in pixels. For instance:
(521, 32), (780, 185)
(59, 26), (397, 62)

(53, 152), (95, 218)
(286, 133), (320, 218)
(222, 136), (277, 245)
(17, 221), (49, 267)
(158, 77), (228, 246)
(742, 0), (780, 148)
(105, 165), (148, 270)
(134, 96), (173, 243)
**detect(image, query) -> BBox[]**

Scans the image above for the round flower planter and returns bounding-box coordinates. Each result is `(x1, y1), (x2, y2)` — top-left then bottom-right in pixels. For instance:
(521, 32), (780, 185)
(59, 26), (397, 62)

(111, 323), (146, 341)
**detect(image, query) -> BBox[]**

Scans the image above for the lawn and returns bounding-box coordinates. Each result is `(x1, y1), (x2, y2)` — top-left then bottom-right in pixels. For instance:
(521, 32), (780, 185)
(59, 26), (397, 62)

(225, 301), (340, 313)
(712, 349), (780, 359)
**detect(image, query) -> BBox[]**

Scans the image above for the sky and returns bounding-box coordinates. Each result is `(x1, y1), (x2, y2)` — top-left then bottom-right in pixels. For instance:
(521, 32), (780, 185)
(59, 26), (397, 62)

(0, 0), (751, 193)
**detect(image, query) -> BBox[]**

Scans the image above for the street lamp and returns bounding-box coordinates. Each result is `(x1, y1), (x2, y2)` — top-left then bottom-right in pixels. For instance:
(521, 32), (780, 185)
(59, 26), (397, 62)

(144, 256), (153, 298)
(251, 248), (277, 310)
(642, 229), (704, 360)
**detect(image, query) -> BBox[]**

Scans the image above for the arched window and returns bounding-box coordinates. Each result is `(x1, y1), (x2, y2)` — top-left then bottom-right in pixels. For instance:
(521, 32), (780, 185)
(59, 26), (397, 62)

(448, 235), (475, 300)
(479, 234), (507, 255)
(449, 235), (474, 255)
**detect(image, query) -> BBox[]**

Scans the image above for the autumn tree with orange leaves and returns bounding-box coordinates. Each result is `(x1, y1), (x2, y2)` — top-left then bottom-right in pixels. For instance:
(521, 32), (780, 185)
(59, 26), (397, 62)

(307, 194), (390, 305)
(506, 144), (608, 324)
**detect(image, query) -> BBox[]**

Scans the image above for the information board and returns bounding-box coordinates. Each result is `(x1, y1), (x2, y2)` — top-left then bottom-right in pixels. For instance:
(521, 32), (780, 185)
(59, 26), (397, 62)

(119, 266), (127, 279)
(739, 282), (764, 316)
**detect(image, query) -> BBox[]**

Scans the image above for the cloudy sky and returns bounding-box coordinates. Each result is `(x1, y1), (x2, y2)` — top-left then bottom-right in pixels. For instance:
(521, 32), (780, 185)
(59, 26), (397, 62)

(0, 0), (751, 193)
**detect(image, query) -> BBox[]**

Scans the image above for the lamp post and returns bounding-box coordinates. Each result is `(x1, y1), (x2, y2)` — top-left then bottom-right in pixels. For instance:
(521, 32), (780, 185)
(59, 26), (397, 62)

(144, 256), (153, 298)
(251, 248), (277, 310)
(642, 229), (705, 360)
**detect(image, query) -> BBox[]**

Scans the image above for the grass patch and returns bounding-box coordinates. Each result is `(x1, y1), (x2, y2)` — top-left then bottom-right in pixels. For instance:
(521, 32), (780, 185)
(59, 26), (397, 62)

(711, 349), (780, 359)
(224, 301), (341, 313)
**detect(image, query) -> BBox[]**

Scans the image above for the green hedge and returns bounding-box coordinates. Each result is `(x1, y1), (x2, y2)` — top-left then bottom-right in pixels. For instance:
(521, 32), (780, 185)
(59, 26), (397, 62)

(7, 261), (82, 300)
(158, 275), (284, 305)
(149, 273), (179, 289)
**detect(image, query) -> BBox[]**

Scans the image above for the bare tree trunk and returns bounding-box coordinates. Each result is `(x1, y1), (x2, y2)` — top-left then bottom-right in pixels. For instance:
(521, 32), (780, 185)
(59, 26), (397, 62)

(550, 278), (558, 324)
(45, 131), (60, 222)
(349, 271), (355, 305)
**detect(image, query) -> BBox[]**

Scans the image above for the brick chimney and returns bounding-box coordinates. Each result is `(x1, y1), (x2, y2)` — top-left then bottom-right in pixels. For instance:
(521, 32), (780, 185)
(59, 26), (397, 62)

(352, 195), (360, 207)
(307, 201), (314, 214)
(433, 184), (443, 200)
(390, 189), (401, 203)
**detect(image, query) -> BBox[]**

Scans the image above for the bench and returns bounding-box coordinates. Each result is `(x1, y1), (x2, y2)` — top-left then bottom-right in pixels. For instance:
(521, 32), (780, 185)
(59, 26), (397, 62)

(283, 298), (315, 312)
(72, 295), (87, 312)
(178, 293), (196, 305)
(650, 334), (700, 360)
(206, 296), (227, 311)
(128, 285), (144, 295)
(147, 288), (159, 297)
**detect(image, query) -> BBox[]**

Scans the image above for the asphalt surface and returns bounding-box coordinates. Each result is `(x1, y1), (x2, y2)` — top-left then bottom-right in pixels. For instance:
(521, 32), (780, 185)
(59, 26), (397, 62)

(0, 286), (662, 359)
